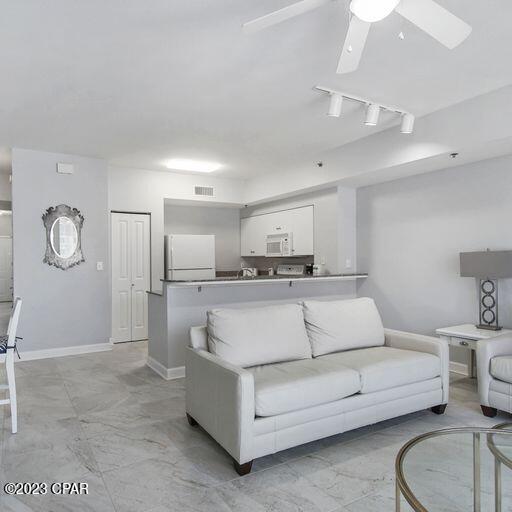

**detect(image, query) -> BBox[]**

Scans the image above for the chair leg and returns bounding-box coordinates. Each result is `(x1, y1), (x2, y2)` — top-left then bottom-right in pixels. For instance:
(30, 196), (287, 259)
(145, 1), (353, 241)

(481, 405), (497, 418)
(430, 404), (447, 415)
(233, 459), (253, 476)
(6, 352), (17, 434)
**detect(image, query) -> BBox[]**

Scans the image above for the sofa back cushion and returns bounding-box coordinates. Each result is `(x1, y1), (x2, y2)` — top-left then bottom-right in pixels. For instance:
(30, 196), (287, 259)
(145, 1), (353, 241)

(302, 297), (385, 357)
(207, 304), (312, 367)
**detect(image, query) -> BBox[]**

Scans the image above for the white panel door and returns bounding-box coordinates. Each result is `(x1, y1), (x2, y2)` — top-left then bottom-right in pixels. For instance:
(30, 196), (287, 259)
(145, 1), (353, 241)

(111, 213), (150, 343)
(130, 215), (151, 341)
(0, 237), (13, 302)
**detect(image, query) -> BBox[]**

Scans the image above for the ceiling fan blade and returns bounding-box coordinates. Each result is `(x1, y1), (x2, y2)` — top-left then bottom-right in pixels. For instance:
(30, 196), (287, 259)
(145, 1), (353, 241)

(336, 16), (371, 74)
(395, 0), (472, 49)
(242, 0), (331, 33)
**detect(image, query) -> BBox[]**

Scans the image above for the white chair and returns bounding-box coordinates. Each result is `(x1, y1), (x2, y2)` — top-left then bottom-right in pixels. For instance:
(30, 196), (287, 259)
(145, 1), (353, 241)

(477, 333), (512, 417)
(0, 298), (22, 434)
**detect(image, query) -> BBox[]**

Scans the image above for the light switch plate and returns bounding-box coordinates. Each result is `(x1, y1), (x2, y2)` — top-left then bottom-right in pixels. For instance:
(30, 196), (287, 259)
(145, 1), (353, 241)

(96, 261), (104, 271)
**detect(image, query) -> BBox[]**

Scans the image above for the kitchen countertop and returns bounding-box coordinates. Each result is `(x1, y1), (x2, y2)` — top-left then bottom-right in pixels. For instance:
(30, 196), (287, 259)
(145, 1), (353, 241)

(160, 273), (368, 287)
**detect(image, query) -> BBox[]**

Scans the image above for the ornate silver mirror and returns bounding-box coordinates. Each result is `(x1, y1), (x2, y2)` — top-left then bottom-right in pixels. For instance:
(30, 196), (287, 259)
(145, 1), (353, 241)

(42, 204), (85, 270)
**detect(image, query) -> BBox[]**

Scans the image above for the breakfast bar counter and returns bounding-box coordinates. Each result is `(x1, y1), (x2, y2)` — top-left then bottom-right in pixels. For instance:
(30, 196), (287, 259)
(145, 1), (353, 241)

(147, 273), (367, 379)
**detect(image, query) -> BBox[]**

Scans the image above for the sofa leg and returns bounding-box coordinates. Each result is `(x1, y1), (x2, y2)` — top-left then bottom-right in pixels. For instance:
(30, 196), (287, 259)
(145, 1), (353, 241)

(430, 404), (447, 415)
(233, 459), (253, 476)
(481, 405), (498, 418)
(186, 413), (198, 427)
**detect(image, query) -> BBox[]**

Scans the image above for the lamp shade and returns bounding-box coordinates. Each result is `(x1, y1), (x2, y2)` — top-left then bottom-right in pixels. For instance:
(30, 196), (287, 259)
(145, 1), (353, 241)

(460, 250), (512, 279)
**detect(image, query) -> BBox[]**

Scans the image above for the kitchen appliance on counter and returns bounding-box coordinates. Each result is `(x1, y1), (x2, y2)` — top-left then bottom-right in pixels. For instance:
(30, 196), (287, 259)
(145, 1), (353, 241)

(266, 233), (293, 257)
(165, 234), (216, 280)
(276, 264), (305, 276)
(241, 267), (258, 277)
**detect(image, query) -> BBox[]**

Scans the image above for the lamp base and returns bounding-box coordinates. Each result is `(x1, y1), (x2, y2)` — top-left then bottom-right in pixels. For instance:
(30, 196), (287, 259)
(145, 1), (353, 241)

(476, 324), (502, 331)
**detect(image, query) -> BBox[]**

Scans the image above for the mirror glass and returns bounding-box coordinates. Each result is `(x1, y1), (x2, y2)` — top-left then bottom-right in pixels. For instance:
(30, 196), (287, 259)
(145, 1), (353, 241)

(50, 217), (78, 259)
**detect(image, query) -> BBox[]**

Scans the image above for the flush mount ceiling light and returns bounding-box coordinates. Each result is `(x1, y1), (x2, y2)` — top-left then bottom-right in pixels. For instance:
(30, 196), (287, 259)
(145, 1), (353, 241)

(242, 0), (471, 74)
(164, 159), (222, 173)
(350, 0), (400, 23)
(327, 93), (343, 117)
(315, 85), (415, 134)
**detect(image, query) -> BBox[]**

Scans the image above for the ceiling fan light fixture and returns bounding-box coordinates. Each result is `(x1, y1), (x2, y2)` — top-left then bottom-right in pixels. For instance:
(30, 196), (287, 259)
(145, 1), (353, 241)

(365, 103), (380, 126)
(400, 113), (415, 134)
(350, 0), (400, 23)
(327, 93), (343, 117)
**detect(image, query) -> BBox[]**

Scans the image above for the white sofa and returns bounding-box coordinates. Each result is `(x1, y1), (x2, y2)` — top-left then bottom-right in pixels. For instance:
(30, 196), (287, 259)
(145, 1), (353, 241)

(185, 298), (449, 475)
(477, 333), (512, 417)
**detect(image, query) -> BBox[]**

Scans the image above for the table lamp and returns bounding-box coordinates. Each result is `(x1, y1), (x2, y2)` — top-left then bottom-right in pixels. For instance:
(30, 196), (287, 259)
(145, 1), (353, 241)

(460, 249), (512, 330)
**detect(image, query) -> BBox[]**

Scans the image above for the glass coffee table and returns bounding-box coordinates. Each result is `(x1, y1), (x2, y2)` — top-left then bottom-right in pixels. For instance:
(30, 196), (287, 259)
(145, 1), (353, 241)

(395, 424), (512, 511)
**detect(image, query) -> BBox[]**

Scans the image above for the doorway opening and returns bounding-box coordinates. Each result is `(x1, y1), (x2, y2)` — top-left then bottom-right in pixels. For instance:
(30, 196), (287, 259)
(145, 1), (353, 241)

(111, 212), (151, 343)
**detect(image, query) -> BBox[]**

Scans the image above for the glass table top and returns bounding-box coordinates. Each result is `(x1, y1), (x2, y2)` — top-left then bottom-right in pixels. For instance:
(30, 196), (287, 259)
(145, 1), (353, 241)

(396, 425), (512, 512)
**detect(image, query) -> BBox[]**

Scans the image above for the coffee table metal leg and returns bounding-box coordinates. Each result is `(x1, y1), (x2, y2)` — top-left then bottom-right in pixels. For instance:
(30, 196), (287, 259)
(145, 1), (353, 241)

(474, 433), (481, 512)
(395, 479), (401, 512)
(495, 458), (501, 512)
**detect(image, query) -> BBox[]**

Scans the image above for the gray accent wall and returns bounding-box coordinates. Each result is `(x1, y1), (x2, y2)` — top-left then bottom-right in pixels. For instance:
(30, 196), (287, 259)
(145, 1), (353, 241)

(12, 148), (110, 352)
(356, 154), (512, 366)
(164, 204), (241, 271)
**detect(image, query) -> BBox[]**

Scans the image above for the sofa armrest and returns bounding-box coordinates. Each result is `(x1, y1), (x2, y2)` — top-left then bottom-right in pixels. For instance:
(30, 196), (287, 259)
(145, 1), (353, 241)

(384, 328), (449, 404)
(185, 347), (255, 463)
(477, 334), (512, 406)
(189, 325), (208, 350)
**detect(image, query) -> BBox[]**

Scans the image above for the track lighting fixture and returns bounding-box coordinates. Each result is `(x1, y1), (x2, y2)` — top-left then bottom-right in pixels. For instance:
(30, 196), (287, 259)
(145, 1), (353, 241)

(400, 113), (415, 134)
(315, 85), (415, 134)
(364, 103), (380, 126)
(327, 93), (343, 117)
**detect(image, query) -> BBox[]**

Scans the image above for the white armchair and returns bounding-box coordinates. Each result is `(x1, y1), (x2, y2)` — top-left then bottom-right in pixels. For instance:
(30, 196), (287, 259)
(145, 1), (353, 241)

(476, 333), (512, 417)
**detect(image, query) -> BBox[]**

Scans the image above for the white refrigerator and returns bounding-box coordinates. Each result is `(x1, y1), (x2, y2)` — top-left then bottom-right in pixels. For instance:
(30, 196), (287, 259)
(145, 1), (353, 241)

(165, 234), (216, 280)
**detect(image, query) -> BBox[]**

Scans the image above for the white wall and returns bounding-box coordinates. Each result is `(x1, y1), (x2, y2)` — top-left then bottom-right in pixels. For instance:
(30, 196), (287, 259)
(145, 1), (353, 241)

(108, 166), (246, 291)
(12, 148), (109, 352)
(356, 154), (512, 366)
(164, 204), (240, 271)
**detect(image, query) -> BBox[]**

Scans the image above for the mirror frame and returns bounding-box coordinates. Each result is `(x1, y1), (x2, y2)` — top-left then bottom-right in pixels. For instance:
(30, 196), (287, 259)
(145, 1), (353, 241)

(42, 204), (85, 270)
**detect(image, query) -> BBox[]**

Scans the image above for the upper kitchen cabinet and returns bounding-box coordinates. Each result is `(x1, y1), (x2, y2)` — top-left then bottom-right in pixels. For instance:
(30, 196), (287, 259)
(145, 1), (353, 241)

(240, 215), (267, 256)
(241, 205), (314, 257)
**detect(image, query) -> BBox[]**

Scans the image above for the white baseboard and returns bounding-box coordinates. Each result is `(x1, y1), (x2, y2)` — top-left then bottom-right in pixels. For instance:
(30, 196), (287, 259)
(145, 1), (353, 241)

(450, 361), (469, 376)
(14, 343), (113, 362)
(147, 357), (185, 380)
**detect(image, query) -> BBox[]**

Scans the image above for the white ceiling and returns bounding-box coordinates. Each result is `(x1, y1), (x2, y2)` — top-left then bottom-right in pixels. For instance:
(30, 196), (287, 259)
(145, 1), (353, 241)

(0, 1), (511, 180)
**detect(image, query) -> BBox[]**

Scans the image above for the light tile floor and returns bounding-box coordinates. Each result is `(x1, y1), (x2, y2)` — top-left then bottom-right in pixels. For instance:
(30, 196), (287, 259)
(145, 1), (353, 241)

(0, 341), (510, 512)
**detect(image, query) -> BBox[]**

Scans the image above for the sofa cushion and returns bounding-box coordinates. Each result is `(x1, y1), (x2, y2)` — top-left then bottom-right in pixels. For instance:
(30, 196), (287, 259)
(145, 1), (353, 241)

(248, 357), (361, 416)
(491, 356), (512, 384)
(207, 304), (312, 368)
(319, 346), (441, 394)
(302, 297), (385, 357)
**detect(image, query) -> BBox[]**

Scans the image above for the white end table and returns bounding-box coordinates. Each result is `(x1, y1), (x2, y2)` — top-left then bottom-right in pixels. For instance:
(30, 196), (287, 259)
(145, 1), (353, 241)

(436, 324), (512, 378)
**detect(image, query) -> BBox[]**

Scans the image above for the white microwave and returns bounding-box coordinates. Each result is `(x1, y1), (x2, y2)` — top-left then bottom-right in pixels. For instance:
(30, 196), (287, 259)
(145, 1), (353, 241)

(266, 233), (293, 257)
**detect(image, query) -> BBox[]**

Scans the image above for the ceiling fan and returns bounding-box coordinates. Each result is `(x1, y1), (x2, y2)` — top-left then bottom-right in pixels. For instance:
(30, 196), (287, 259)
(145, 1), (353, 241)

(243, 0), (472, 74)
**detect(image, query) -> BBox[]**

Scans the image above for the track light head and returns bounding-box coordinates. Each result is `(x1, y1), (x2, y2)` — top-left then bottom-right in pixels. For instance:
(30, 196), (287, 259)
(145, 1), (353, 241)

(365, 103), (380, 126)
(327, 93), (343, 117)
(400, 113), (415, 134)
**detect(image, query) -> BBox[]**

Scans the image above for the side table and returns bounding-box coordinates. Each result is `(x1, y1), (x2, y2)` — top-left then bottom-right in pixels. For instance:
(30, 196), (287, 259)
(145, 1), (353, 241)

(436, 324), (512, 378)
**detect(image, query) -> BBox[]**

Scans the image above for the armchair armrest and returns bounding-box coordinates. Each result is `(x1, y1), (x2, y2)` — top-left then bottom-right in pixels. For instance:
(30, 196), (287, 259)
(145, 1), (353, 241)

(477, 333), (512, 406)
(185, 347), (255, 464)
(384, 328), (450, 404)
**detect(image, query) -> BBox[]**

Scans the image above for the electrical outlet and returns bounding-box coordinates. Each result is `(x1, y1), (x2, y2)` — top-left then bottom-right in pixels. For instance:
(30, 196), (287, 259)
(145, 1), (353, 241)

(345, 258), (352, 268)
(96, 261), (104, 271)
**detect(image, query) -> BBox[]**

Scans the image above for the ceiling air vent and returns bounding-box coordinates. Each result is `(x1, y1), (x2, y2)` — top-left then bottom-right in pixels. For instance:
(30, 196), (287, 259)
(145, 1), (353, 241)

(194, 185), (214, 197)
